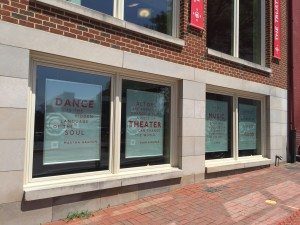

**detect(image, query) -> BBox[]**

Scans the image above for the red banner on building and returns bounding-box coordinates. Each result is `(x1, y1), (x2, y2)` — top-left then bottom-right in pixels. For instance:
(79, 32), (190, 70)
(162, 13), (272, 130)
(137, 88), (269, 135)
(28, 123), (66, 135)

(190, 0), (204, 29)
(274, 0), (281, 59)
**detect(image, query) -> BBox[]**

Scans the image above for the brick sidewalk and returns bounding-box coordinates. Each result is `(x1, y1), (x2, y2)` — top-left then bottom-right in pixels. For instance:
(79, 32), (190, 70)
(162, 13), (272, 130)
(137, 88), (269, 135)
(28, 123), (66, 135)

(45, 163), (300, 225)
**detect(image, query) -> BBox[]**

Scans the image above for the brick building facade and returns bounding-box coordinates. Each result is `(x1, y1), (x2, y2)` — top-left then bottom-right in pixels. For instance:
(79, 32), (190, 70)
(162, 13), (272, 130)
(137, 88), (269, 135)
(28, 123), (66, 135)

(0, 0), (289, 224)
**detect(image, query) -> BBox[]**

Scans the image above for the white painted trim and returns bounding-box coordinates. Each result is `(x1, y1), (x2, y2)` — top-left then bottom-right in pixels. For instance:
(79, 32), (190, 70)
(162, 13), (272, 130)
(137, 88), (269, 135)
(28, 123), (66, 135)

(109, 73), (116, 174)
(207, 48), (272, 73)
(112, 76), (122, 174)
(114, 0), (124, 20)
(24, 60), (35, 185)
(36, 0), (184, 46)
(233, 95), (238, 160)
(205, 156), (271, 173)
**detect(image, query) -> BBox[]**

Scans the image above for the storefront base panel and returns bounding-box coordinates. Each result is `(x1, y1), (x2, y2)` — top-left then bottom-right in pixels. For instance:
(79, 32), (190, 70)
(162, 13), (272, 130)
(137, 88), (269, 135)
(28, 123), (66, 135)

(24, 168), (183, 201)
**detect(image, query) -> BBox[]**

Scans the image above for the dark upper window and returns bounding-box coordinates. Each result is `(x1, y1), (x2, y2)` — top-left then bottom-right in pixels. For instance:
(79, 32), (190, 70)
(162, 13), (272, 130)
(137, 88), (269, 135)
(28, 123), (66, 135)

(207, 0), (263, 64)
(124, 0), (173, 35)
(66, 0), (174, 35)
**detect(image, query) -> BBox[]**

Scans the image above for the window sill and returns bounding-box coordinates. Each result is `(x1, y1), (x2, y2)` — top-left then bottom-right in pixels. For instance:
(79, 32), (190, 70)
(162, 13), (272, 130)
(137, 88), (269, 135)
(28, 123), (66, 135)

(205, 156), (271, 173)
(207, 48), (272, 74)
(24, 167), (182, 201)
(36, 0), (185, 47)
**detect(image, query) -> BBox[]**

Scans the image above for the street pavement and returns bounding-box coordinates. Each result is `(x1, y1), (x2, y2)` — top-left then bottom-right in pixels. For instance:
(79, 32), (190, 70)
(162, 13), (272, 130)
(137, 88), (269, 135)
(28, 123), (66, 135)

(45, 163), (300, 225)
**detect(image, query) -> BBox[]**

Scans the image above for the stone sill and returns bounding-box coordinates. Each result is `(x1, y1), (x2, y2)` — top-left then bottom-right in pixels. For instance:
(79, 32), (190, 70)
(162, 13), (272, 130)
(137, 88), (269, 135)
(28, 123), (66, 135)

(36, 0), (185, 47)
(24, 167), (183, 201)
(205, 156), (271, 173)
(207, 48), (272, 74)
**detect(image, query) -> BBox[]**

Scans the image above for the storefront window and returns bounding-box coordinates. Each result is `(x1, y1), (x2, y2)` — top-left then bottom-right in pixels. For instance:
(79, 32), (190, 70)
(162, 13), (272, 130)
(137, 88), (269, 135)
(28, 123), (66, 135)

(205, 93), (232, 160)
(206, 92), (263, 160)
(124, 0), (173, 35)
(29, 62), (176, 181)
(120, 80), (171, 168)
(238, 98), (261, 156)
(33, 66), (111, 177)
(207, 0), (234, 56)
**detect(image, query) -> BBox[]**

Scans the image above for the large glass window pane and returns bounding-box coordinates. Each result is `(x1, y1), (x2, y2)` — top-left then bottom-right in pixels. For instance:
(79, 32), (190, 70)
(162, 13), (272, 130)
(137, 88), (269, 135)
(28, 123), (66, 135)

(67, 0), (114, 16)
(33, 66), (111, 177)
(238, 98), (261, 156)
(121, 80), (171, 168)
(239, 0), (261, 64)
(205, 93), (233, 160)
(207, 0), (234, 55)
(124, 0), (173, 35)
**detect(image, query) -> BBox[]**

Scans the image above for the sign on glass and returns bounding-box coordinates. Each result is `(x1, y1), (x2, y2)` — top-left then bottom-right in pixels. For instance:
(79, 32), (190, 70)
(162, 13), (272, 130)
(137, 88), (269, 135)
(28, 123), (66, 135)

(205, 99), (228, 152)
(125, 89), (164, 158)
(238, 103), (257, 150)
(43, 79), (102, 165)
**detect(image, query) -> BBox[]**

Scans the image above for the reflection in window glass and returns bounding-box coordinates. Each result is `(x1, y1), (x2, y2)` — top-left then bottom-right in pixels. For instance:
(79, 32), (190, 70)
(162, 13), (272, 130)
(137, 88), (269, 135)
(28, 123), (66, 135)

(205, 93), (232, 160)
(207, 0), (234, 55)
(124, 0), (173, 35)
(33, 66), (111, 178)
(238, 98), (261, 156)
(239, 0), (261, 64)
(67, 0), (114, 15)
(121, 80), (171, 168)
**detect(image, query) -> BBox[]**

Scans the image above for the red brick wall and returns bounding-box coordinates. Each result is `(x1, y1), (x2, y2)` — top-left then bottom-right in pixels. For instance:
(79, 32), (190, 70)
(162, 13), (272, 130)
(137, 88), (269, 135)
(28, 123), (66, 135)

(0, 0), (288, 89)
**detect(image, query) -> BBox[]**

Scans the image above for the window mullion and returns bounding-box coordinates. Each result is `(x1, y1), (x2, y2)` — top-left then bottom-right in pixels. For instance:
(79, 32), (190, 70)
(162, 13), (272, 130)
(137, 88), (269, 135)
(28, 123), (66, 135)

(233, 95), (239, 160)
(233, 0), (239, 58)
(113, 0), (116, 19)
(111, 75), (122, 174)
(114, 0), (124, 20)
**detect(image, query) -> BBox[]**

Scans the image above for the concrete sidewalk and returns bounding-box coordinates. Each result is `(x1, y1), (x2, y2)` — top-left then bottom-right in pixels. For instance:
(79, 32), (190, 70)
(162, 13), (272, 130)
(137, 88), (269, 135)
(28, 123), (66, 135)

(45, 163), (300, 225)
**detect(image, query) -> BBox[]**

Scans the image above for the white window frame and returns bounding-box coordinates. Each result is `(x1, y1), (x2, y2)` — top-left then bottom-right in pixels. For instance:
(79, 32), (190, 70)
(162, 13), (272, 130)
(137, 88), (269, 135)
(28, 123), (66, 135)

(68, 0), (180, 37)
(24, 55), (178, 186)
(205, 86), (266, 162)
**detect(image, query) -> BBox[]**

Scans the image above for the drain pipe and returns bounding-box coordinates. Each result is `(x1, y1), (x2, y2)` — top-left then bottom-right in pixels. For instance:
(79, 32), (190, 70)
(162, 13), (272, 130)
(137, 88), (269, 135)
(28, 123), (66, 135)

(288, 0), (296, 163)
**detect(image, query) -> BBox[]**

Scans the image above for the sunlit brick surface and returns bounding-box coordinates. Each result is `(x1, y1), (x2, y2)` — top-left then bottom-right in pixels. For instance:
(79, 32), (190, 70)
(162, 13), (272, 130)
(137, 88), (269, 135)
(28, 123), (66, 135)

(45, 163), (300, 225)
